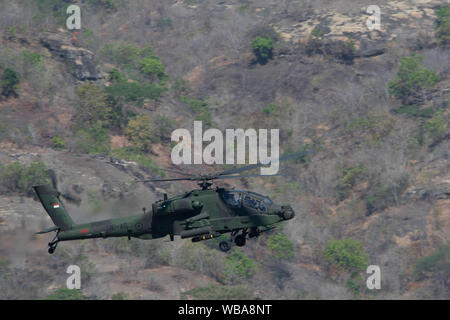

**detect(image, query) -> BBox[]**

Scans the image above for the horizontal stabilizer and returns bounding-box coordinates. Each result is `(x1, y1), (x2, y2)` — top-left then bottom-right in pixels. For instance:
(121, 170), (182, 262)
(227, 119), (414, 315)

(36, 226), (59, 234)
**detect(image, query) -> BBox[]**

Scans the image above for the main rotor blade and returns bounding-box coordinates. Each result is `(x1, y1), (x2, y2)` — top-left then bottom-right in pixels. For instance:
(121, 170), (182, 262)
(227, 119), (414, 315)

(160, 167), (194, 177)
(133, 151), (313, 184)
(218, 150), (314, 176)
(134, 177), (195, 183)
(216, 174), (287, 180)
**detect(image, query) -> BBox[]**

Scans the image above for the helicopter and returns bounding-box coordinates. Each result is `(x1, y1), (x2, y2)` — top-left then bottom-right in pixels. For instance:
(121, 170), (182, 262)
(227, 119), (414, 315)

(34, 151), (313, 254)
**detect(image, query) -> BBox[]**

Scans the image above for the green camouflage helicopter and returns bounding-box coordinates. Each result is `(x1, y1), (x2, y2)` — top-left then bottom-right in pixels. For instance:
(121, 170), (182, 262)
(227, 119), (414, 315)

(34, 151), (312, 254)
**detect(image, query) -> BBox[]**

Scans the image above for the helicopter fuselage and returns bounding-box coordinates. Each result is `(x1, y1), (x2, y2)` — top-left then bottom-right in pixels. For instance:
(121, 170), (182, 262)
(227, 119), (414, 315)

(35, 149), (311, 253)
(52, 187), (294, 250)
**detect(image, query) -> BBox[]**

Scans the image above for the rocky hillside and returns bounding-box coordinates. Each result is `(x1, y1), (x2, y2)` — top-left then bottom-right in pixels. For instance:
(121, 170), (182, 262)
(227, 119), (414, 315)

(0, 0), (448, 299)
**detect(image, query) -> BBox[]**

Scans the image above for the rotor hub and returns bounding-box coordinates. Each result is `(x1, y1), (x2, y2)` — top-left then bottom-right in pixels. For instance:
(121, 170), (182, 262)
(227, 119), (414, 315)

(198, 181), (213, 190)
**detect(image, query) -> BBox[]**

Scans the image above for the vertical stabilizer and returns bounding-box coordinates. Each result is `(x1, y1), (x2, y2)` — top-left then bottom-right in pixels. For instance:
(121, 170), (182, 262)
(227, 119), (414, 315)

(33, 185), (74, 230)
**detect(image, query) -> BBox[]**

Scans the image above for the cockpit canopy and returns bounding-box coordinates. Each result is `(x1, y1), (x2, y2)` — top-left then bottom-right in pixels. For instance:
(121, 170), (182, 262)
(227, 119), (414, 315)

(220, 189), (273, 212)
(221, 190), (242, 207)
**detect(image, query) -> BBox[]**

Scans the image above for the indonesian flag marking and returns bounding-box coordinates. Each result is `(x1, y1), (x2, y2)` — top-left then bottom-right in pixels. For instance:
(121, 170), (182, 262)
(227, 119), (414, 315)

(52, 203), (60, 209)
(80, 229), (89, 234)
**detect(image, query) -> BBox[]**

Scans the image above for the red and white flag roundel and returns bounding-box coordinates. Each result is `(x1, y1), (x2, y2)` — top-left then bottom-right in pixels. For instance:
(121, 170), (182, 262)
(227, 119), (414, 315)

(52, 203), (60, 209)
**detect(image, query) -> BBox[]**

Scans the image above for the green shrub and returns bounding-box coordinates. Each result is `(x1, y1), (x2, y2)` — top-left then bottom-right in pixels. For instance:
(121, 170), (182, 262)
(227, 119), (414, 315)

(282, 144), (312, 164)
(21, 50), (43, 70)
(333, 40), (355, 64)
(435, 5), (450, 44)
(324, 238), (368, 274)
(388, 54), (439, 104)
(101, 43), (168, 101)
(33, 0), (70, 24)
(262, 102), (277, 115)
(180, 95), (208, 113)
(0, 258), (13, 299)
(75, 83), (112, 126)
(101, 43), (141, 68)
(414, 244), (450, 277)
(0, 258), (11, 280)
(105, 81), (167, 104)
(251, 36), (274, 63)
(0, 117), (7, 140)
(74, 83), (131, 141)
(311, 27), (326, 38)
(223, 250), (258, 284)
(347, 111), (395, 142)
(0, 161), (51, 194)
(392, 105), (434, 118)
(125, 114), (155, 152)
(156, 18), (173, 31)
(138, 56), (167, 82)
(52, 136), (66, 150)
(7, 26), (16, 36)
(79, 29), (97, 51)
(73, 122), (110, 154)
(181, 285), (252, 300)
(1, 68), (19, 98)
(111, 292), (129, 300)
(424, 109), (448, 142)
(20, 50), (45, 87)
(346, 275), (362, 297)
(267, 233), (294, 261)
(173, 77), (189, 94)
(108, 68), (126, 83)
(365, 173), (409, 214)
(180, 95), (213, 126)
(341, 165), (365, 191)
(44, 288), (86, 300)
(101, 43), (165, 81)
(336, 165), (366, 201)
(85, 0), (117, 12)
(154, 115), (176, 142)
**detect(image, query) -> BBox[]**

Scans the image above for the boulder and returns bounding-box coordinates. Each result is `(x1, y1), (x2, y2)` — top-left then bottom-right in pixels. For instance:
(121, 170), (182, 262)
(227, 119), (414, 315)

(40, 32), (103, 81)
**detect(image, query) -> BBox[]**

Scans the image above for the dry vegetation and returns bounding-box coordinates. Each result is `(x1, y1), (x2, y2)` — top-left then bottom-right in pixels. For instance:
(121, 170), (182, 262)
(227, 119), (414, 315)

(0, 0), (448, 300)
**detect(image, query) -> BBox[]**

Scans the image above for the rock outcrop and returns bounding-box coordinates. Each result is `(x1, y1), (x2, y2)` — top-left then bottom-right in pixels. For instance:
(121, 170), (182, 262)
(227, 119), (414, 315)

(40, 32), (103, 81)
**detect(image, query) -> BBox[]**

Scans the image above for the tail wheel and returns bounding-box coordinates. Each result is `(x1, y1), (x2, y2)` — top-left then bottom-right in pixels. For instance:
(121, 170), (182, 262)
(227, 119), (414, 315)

(235, 234), (246, 247)
(47, 232), (59, 254)
(48, 242), (58, 254)
(219, 240), (231, 252)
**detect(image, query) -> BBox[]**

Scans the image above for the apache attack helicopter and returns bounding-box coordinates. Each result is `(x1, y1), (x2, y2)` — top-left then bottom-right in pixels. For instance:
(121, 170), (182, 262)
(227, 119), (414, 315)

(34, 151), (312, 254)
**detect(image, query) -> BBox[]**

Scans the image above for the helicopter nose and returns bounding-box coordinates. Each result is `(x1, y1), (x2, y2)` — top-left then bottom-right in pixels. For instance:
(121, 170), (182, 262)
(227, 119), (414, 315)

(280, 205), (295, 220)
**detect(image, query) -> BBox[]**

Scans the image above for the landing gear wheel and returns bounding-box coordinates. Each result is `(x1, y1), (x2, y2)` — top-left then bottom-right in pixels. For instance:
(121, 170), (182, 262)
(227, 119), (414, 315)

(235, 234), (246, 247)
(249, 227), (260, 238)
(219, 240), (231, 252)
(48, 237), (59, 255)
